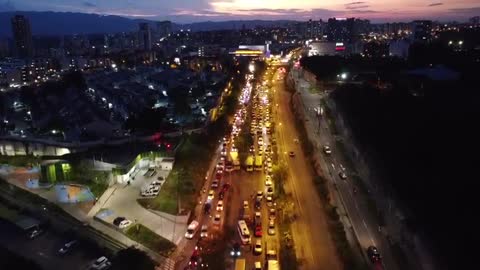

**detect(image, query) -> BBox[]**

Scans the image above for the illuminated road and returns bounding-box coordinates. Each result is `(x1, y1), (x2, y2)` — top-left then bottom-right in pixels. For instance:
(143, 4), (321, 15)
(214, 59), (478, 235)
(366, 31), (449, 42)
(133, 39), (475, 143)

(290, 66), (401, 270)
(271, 67), (342, 270)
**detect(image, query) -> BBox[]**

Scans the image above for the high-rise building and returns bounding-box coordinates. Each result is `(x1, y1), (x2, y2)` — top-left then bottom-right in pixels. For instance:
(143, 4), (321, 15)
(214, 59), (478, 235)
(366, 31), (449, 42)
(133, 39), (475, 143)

(325, 17), (355, 43)
(11, 15), (34, 58)
(139, 23), (152, 51)
(156, 21), (172, 39)
(411, 20), (432, 42)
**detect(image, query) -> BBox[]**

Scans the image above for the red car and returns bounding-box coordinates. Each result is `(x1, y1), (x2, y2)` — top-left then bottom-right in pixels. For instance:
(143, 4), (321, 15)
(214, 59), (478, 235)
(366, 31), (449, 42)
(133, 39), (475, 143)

(255, 225), (262, 237)
(222, 183), (230, 192)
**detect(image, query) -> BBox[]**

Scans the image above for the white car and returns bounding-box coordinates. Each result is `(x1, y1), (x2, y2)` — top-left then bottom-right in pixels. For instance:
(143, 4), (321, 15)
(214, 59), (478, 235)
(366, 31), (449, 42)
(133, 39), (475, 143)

(323, 145), (332, 155)
(185, 220), (199, 239)
(243, 200), (249, 209)
(265, 178), (272, 186)
(213, 214), (221, 225)
(268, 220), (275, 235)
(200, 225), (208, 238)
(216, 200), (224, 211)
(254, 240), (262, 255)
(91, 256), (111, 270)
(58, 240), (77, 255)
(266, 196), (273, 206)
(119, 219), (132, 229)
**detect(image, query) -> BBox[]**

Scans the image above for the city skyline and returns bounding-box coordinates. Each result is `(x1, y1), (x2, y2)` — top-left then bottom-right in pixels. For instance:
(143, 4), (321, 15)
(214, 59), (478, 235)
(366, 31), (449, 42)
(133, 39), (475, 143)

(1, 0), (479, 23)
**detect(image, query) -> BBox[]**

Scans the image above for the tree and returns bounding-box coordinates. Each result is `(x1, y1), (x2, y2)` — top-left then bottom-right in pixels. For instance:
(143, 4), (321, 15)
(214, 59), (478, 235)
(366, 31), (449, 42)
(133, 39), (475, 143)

(111, 247), (155, 270)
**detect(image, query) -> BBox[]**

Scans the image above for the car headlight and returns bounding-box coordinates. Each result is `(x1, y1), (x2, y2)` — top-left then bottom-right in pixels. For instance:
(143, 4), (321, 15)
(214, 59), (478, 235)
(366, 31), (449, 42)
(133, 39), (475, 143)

(237, 251), (241, 256)
(230, 251), (235, 256)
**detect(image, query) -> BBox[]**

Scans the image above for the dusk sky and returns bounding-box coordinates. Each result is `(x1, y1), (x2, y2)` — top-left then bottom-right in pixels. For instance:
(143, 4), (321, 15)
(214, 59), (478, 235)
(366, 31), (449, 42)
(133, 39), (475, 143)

(1, 0), (479, 22)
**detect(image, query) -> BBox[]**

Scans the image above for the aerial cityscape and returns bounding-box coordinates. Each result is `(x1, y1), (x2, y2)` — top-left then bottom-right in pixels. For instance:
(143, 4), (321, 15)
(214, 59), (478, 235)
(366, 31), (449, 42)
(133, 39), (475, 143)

(0, 1), (478, 270)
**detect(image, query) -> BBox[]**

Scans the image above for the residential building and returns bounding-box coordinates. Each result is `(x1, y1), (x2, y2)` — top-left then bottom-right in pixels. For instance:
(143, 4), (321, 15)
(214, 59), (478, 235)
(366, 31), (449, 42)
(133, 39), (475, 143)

(11, 15), (34, 58)
(139, 23), (152, 51)
(411, 20), (432, 42)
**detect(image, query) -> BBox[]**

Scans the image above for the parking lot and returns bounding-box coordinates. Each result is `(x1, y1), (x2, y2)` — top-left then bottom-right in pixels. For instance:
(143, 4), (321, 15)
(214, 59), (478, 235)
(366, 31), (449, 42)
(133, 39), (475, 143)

(94, 166), (186, 244)
(0, 219), (103, 270)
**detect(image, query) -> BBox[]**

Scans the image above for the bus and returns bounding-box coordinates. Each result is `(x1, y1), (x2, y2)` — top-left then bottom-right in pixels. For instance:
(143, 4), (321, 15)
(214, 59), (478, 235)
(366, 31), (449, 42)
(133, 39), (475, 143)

(234, 258), (246, 270)
(237, 220), (251, 245)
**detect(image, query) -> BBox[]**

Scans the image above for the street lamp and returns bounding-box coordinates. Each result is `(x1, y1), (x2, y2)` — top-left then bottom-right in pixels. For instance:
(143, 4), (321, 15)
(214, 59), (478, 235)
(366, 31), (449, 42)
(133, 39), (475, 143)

(340, 73), (347, 80)
(249, 63), (255, 73)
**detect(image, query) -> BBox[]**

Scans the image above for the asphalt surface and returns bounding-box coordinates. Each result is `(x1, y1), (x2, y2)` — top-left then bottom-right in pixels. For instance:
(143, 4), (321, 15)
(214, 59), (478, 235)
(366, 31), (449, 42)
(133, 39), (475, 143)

(0, 219), (101, 270)
(271, 68), (342, 270)
(291, 67), (400, 270)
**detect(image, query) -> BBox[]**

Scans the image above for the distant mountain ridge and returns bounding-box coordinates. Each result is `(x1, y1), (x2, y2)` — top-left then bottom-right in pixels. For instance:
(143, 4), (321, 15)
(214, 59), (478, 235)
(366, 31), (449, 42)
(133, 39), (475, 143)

(0, 11), (295, 37)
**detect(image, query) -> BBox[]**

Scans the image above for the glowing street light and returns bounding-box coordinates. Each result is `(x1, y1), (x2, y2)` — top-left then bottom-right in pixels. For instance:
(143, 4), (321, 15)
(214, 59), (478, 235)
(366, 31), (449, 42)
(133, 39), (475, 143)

(249, 63), (255, 73)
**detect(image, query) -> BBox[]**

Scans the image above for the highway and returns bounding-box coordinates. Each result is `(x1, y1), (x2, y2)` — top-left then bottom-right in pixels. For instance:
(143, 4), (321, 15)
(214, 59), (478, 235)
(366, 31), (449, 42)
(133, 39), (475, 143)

(290, 65), (400, 270)
(271, 67), (342, 270)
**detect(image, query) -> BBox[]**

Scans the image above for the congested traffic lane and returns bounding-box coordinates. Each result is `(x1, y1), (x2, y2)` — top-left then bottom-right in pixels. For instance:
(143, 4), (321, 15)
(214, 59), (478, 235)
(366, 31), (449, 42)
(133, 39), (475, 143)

(271, 66), (342, 270)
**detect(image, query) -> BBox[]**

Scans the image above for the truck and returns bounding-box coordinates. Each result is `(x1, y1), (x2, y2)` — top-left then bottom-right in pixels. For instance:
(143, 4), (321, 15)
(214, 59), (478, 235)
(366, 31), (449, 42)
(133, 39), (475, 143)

(230, 151), (241, 171)
(246, 155), (254, 172)
(254, 155), (263, 171)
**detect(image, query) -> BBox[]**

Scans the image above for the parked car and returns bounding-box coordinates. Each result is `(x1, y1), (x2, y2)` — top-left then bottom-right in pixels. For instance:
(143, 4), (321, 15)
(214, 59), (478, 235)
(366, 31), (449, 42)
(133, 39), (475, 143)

(90, 256), (111, 270)
(58, 240), (78, 255)
(118, 219), (132, 229)
(28, 229), (43, 239)
(113, 217), (126, 227)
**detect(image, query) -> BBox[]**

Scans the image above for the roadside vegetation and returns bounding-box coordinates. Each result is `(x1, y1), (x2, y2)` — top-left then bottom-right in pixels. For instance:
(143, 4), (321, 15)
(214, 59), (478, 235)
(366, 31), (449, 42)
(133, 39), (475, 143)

(125, 224), (175, 257)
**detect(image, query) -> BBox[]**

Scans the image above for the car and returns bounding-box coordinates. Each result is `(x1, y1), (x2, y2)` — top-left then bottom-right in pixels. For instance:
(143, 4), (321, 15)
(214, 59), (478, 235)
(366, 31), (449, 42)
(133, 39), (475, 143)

(256, 191), (264, 201)
(323, 145), (332, 155)
(213, 214), (221, 225)
(216, 162), (224, 170)
(367, 246), (382, 263)
(268, 220), (275, 235)
(289, 151), (295, 157)
(266, 196), (273, 206)
(118, 219), (132, 229)
(243, 200), (249, 209)
(200, 225), (208, 238)
(216, 200), (224, 211)
(185, 220), (199, 239)
(269, 208), (276, 220)
(218, 191), (225, 200)
(254, 211), (261, 223)
(148, 186), (159, 192)
(254, 240), (262, 255)
(266, 186), (274, 197)
(28, 229), (43, 239)
(339, 172), (347, 180)
(204, 202), (212, 214)
(151, 180), (162, 186)
(254, 261), (262, 270)
(222, 183), (230, 191)
(254, 200), (261, 210)
(207, 190), (215, 200)
(255, 224), (262, 237)
(91, 256), (111, 270)
(211, 180), (219, 188)
(230, 242), (241, 257)
(58, 240), (77, 255)
(265, 177), (273, 186)
(113, 217), (126, 226)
